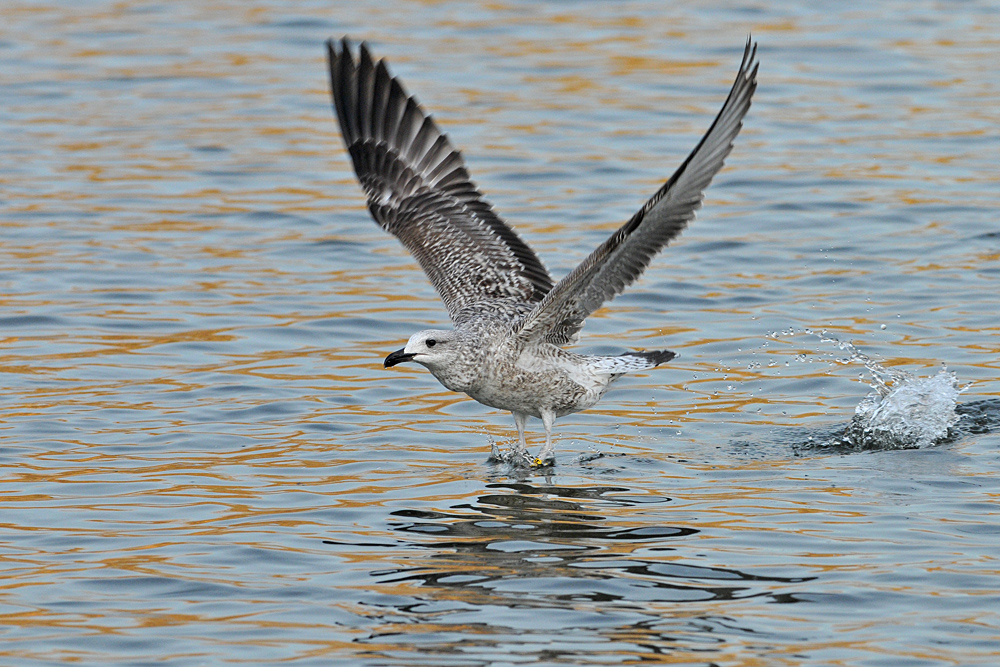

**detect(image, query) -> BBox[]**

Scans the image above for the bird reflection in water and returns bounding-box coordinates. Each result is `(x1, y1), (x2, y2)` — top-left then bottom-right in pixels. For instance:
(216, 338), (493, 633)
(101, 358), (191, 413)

(329, 483), (816, 664)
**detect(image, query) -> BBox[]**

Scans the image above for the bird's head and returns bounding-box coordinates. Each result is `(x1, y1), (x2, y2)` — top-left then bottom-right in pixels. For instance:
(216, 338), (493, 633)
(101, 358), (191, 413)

(384, 329), (462, 372)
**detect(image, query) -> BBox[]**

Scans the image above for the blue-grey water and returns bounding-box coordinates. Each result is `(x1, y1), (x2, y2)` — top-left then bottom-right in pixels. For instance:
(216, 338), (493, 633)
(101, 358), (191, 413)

(2, 1), (999, 665)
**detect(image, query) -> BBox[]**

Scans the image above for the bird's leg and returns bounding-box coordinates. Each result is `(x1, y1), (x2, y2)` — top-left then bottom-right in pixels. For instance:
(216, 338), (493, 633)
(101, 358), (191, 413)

(511, 411), (529, 462)
(534, 408), (556, 466)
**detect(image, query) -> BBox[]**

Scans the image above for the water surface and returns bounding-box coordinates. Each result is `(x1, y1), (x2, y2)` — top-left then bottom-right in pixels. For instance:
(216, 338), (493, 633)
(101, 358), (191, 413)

(2, 1), (999, 665)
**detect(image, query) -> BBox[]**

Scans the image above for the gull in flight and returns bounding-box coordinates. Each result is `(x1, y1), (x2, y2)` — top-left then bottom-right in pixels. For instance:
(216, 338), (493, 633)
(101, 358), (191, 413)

(327, 37), (758, 465)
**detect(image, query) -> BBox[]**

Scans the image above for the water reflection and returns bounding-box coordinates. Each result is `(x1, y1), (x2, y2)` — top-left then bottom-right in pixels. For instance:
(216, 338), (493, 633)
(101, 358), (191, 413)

(330, 483), (815, 663)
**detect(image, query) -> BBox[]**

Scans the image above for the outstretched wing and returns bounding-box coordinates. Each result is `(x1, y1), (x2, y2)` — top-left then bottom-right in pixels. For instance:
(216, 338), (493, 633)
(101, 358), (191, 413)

(512, 39), (758, 346)
(327, 38), (554, 322)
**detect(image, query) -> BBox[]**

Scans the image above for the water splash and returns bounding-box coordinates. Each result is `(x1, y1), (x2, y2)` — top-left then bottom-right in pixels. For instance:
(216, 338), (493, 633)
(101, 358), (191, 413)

(805, 329), (962, 449)
(845, 368), (962, 449)
(487, 436), (535, 468)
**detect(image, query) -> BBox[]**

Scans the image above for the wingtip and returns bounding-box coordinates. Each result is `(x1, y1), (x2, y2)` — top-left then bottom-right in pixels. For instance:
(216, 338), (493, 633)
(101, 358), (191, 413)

(326, 36), (362, 62)
(739, 35), (759, 74)
(326, 37), (345, 73)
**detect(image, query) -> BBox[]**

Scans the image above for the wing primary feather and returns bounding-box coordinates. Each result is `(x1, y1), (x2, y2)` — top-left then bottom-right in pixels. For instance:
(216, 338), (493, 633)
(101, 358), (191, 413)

(356, 44), (376, 142)
(371, 59), (392, 145)
(381, 78), (408, 153)
(395, 97), (423, 158)
(415, 134), (451, 174)
(406, 116), (439, 166)
(328, 39), (351, 146)
(335, 38), (359, 146)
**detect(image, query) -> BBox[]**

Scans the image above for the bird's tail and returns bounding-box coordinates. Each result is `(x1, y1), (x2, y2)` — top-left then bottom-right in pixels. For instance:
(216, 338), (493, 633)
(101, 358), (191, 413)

(620, 349), (676, 370)
(589, 349), (676, 375)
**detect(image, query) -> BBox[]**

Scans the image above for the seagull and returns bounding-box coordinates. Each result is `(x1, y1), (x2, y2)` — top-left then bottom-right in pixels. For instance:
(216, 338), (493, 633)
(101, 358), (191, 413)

(326, 37), (758, 465)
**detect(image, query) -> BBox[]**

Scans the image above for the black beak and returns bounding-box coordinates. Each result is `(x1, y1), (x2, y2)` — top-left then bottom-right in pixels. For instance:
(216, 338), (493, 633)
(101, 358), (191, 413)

(384, 348), (416, 368)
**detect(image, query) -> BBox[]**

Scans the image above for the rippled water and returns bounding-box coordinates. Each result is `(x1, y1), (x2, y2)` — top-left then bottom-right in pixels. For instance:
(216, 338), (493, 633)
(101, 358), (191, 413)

(2, 1), (999, 665)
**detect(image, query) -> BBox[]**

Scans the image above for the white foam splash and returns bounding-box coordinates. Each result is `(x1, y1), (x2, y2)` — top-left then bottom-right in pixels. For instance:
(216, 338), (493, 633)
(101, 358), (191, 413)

(846, 368), (962, 449)
(770, 328), (964, 450)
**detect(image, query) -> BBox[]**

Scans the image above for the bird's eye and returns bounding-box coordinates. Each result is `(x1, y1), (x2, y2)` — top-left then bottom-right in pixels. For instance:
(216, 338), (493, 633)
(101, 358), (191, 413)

(426, 339), (437, 348)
